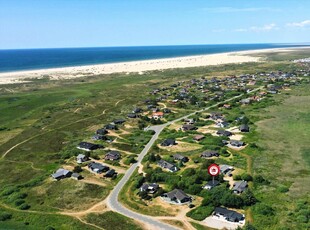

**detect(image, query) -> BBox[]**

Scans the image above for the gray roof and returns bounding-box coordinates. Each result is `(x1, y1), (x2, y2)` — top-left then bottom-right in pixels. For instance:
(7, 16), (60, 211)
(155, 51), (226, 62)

(166, 189), (190, 201)
(173, 154), (187, 161)
(161, 139), (176, 146)
(140, 183), (159, 192)
(230, 140), (244, 146)
(77, 154), (86, 160)
(105, 151), (121, 160)
(204, 180), (220, 188)
(214, 207), (244, 222)
(157, 160), (178, 172)
(78, 142), (102, 151)
(71, 173), (81, 178)
(240, 124), (249, 132)
(220, 164), (234, 174)
(88, 162), (108, 172)
(201, 150), (219, 158)
(51, 168), (71, 179)
(182, 124), (196, 130)
(217, 130), (232, 136)
(232, 180), (248, 193)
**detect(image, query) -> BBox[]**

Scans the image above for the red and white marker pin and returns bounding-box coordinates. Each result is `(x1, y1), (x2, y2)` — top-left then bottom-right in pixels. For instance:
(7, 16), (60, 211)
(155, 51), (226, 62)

(208, 163), (220, 176)
(208, 163), (220, 185)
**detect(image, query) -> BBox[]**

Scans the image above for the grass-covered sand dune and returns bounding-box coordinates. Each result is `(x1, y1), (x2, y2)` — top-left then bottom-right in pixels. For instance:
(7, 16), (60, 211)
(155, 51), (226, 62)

(252, 85), (310, 229)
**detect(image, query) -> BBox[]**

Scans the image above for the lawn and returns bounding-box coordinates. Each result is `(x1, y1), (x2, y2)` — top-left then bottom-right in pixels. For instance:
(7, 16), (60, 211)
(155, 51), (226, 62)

(85, 211), (143, 230)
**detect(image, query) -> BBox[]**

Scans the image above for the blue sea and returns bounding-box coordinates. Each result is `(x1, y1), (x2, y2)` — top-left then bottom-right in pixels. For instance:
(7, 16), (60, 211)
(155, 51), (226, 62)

(0, 43), (308, 73)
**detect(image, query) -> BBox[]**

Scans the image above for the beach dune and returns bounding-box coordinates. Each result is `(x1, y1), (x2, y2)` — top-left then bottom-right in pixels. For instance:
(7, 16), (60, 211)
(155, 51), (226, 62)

(0, 47), (308, 85)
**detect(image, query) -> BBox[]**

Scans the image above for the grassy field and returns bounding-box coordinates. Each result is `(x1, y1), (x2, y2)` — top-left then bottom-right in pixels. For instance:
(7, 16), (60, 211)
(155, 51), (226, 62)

(249, 85), (310, 230)
(85, 211), (143, 230)
(0, 205), (97, 230)
(190, 222), (216, 230)
(247, 48), (310, 61)
(25, 180), (109, 212)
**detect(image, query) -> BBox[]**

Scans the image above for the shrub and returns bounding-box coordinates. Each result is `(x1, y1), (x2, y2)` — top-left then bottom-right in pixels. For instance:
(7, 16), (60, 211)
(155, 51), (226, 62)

(219, 148), (230, 157)
(241, 173), (253, 181)
(45, 227), (55, 230)
(1, 187), (17, 196)
(19, 203), (30, 210)
(296, 214), (308, 223)
(253, 175), (270, 185)
(244, 223), (257, 230)
(147, 130), (156, 135)
(186, 205), (214, 221)
(254, 203), (275, 216)
(91, 153), (100, 160)
(241, 189), (257, 206)
(14, 199), (26, 206)
(277, 185), (289, 193)
(138, 191), (151, 200)
(18, 193), (28, 199)
(7, 192), (27, 203)
(233, 175), (242, 180)
(123, 155), (137, 165)
(73, 165), (82, 173)
(0, 212), (12, 221)
(133, 175), (145, 189)
(221, 193), (244, 208)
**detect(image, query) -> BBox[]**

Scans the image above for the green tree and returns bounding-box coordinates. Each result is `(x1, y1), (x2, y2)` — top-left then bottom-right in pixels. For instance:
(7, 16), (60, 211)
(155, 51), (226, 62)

(253, 175), (270, 185)
(241, 116), (250, 124)
(134, 175), (145, 189)
(241, 189), (257, 206)
(254, 203), (274, 215)
(241, 173), (253, 181)
(0, 212), (12, 221)
(45, 227), (55, 230)
(73, 165), (82, 173)
(148, 153), (156, 162)
(244, 223), (257, 230)
(84, 151), (90, 159)
(138, 191), (151, 200)
(221, 193), (244, 208)
(14, 199), (25, 206)
(19, 203), (30, 210)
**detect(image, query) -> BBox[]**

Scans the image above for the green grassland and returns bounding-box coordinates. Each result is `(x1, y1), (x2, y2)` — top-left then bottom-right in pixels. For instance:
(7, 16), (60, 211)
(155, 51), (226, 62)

(247, 48), (310, 61)
(249, 85), (310, 230)
(0, 205), (97, 230)
(85, 211), (143, 230)
(26, 180), (109, 212)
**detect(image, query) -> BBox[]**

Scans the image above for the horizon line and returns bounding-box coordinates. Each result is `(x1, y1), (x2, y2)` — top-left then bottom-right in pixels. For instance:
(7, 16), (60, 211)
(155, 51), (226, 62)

(1, 42), (310, 51)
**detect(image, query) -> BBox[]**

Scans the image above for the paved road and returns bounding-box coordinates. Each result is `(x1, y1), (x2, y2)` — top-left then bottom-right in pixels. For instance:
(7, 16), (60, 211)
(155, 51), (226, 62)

(107, 87), (262, 230)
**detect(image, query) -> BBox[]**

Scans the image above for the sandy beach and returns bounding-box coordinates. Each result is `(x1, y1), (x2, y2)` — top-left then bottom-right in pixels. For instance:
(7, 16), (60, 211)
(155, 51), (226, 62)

(0, 47), (308, 85)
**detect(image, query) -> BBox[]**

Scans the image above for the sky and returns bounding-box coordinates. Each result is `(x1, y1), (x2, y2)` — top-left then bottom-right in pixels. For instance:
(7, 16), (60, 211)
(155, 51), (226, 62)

(0, 0), (309, 49)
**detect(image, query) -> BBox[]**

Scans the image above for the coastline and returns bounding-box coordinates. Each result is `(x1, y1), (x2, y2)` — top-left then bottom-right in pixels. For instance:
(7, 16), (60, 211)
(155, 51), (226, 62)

(0, 46), (309, 85)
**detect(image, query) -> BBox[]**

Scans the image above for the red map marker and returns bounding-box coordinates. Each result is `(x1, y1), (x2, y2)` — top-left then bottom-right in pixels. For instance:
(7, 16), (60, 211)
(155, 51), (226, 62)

(208, 163), (220, 176)
(208, 163), (220, 186)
